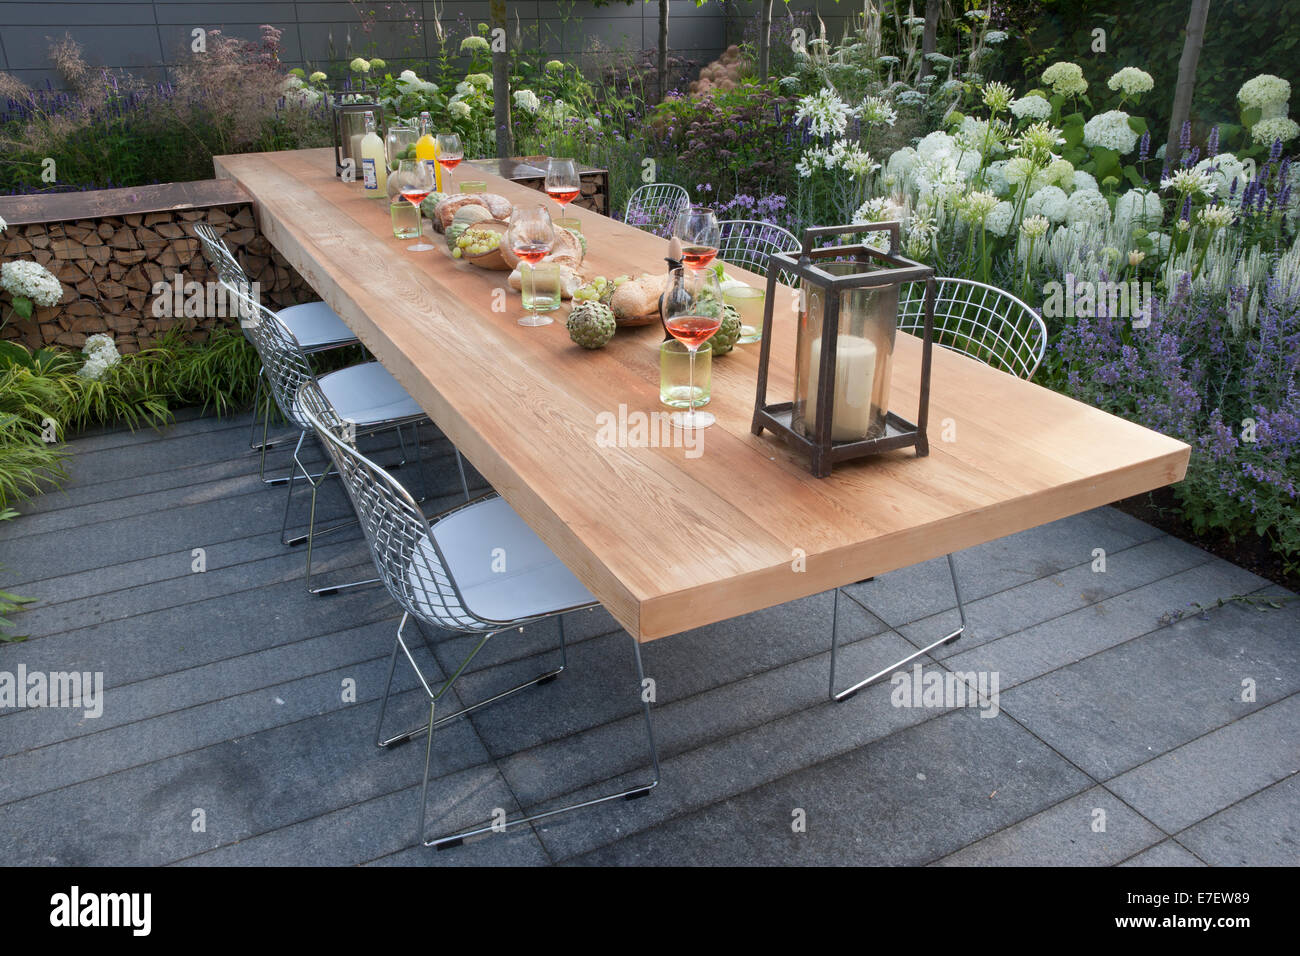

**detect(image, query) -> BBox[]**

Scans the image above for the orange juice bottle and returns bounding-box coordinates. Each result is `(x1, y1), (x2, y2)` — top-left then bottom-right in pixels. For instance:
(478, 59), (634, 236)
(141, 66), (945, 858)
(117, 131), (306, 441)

(415, 112), (442, 192)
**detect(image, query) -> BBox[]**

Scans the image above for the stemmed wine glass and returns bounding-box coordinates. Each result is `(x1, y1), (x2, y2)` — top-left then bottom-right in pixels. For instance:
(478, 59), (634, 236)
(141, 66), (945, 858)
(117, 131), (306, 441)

(393, 159), (436, 252)
(436, 132), (463, 191)
(545, 158), (580, 210)
(662, 267), (723, 430)
(506, 205), (557, 327)
(673, 205), (721, 271)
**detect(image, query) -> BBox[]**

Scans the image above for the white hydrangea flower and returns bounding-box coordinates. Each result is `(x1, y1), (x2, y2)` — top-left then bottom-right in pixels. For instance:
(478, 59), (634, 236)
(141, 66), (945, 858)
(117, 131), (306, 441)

(1070, 170), (1098, 193)
(513, 89), (540, 113)
(1238, 74), (1291, 110)
(958, 116), (1005, 154)
(77, 336), (120, 380)
(83, 333), (118, 356)
(1192, 153), (1251, 199)
(1042, 61), (1087, 97)
(461, 36), (490, 53)
(1025, 185), (1069, 223)
(985, 159), (1011, 196)
(1113, 189), (1164, 229)
(1066, 188), (1111, 228)
(886, 146), (919, 184)
(1044, 157), (1075, 189)
(1010, 95), (1051, 121)
(349, 58), (370, 73)
(985, 30), (1008, 44)
(985, 200), (1016, 236)
(545, 60), (565, 73)
(449, 100), (472, 119)
(1, 259), (64, 307)
(1083, 110), (1138, 154)
(467, 72), (493, 90)
(1106, 67), (1154, 98)
(916, 130), (957, 162)
(795, 87), (853, 139)
(309, 71), (327, 83)
(1251, 117), (1300, 146)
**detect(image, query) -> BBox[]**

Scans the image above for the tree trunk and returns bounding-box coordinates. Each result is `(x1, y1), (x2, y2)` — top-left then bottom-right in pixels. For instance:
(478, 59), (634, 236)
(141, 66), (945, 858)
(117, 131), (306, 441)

(1165, 0), (1212, 168)
(491, 0), (512, 158)
(759, 0), (774, 82)
(919, 0), (940, 79)
(658, 0), (670, 102)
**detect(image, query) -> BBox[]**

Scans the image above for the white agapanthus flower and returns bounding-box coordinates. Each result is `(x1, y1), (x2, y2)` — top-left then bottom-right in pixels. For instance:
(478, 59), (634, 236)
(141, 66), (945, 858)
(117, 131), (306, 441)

(1066, 188), (1111, 228)
(1161, 168), (1216, 198)
(1020, 215), (1049, 239)
(858, 95), (897, 127)
(513, 89), (540, 112)
(1041, 61), (1087, 97)
(1252, 117), (1300, 146)
(1113, 188), (1164, 229)
(985, 200), (1016, 237)
(1009, 95), (1051, 121)
(1106, 67), (1154, 98)
(1197, 204), (1236, 229)
(1025, 185), (1070, 224)
(1070, 170), (1099, 194)
(795, 88), (853, 139)
(1, 259), (63, 307)
(1082, 110), (1138, 154)
(1238, 74), (1291, 110)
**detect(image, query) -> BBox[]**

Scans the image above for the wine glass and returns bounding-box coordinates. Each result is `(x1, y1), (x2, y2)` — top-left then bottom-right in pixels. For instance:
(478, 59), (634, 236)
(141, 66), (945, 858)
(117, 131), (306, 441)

(674, 205), (721, 271)
(545, 158), (580, 210)
(663, 268), (723, 430)
(436, 132), (463, 191)
(393, 160), (436, 252)
(506, 206), (557, 327)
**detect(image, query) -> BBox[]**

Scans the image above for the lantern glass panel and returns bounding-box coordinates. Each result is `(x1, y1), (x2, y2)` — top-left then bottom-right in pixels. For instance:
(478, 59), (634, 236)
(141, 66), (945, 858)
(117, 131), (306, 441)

(792, 259), (900, 443)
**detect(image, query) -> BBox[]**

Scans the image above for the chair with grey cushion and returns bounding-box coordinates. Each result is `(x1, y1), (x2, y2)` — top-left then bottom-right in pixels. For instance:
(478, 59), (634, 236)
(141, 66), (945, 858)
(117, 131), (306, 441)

(194, 222), (361, 477)
(299, 385), (660, 849)
(828, 277), (1047, 701)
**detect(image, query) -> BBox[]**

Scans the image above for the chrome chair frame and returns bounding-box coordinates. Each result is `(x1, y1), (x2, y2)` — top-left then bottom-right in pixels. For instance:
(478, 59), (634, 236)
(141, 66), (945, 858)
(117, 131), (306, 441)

(716, 219), (801, 284)
(193, 222), (361, 481)
(623, 182), (690, 238)
(828, 277), (1046, 701)
(301, 394), (659, 849)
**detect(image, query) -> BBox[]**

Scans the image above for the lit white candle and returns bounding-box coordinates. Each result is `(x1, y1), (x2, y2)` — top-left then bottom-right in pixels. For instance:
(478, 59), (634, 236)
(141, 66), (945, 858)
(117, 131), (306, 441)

(805, 334), (877, 442)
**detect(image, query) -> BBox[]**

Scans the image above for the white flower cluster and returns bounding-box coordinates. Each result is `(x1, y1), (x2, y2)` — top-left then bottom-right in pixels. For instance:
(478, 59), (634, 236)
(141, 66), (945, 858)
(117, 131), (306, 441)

(1238, 74), (1290, 110)
(0, 215), (7, 233)
(985, 30), (1008, 44)
(1041, 61), (1087, 97)
(796, 140), (879, 179)
(1106, 67), (1154, 98)
(1066, 188), (1111, 228)
(513, 89), (540, 113)
(1192, 153), (1253, 199)
(985, 200), (1015, 236)
(78, 334), (121, 381)
(1113, 188), (1164, 230)
(1252, 117), (1300, 146)
(858, 95), (898, 127)
(795, 88), (853, 139)
(2, 259), (63, 308)
(1025, 185), (1069, 224)
(1082, 110), (1138, 154)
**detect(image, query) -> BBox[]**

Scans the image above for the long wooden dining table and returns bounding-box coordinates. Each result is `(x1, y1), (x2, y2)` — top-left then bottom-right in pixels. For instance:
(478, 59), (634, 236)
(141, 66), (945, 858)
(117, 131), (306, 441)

(215, 147), (1190, 644)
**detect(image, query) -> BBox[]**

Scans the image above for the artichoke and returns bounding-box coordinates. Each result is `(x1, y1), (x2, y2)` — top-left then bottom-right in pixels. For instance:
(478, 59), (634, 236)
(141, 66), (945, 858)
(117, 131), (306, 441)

(566, 301), (616, 349)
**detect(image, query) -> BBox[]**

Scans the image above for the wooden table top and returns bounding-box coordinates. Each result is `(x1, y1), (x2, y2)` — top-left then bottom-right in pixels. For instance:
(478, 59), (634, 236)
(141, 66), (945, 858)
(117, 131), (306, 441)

(215, 148), (1189, 642)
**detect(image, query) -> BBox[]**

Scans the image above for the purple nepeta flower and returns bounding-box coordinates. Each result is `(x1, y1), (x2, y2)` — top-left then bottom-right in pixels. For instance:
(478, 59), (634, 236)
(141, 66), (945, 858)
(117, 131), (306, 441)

(1207, 125), (1219, 157)
(1138, 131), (1150, 162)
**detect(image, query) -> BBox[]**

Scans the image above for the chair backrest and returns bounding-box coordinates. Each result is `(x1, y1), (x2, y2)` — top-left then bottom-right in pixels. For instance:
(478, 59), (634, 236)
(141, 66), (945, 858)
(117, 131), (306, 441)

(193, 223), (247, 287)
(717, 219), (801, 283)
(242, 297), (317, 428)
(898, 277), (1047, 380)
(300, 385), (484, 632)
(624, 183), (690, 238)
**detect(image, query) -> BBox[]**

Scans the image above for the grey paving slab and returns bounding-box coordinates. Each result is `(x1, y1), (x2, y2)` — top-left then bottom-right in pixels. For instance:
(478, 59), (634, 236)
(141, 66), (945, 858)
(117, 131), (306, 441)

(896, 533), (1211, 661)
(566, 707), (1092, 866)
(1174, 772), (1300, 866)
(1119, 840), (1207, 867)
(843, 507), (1164, 628)
(1105, 694), (1300, 835)
(938, 559), (1278, 692)
(934, 786), (1164, 866)
(998, 595), (1300, 780)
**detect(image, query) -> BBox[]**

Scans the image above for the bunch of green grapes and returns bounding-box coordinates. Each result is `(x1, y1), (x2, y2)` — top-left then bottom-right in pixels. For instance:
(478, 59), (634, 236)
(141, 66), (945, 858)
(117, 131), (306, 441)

(572, 275), (630, 303)
(453, 227), (502, 259)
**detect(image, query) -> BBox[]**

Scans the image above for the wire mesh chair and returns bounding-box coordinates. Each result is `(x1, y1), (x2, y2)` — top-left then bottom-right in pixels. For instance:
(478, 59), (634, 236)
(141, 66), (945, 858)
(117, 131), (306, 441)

(193, 222), (360, 474)
(623, 183), (690, 238)
(300, 391), (660, 850)
(243, 292), (468, 595)
(827, 277), (1047, 702)
(717, 219), (801, 285)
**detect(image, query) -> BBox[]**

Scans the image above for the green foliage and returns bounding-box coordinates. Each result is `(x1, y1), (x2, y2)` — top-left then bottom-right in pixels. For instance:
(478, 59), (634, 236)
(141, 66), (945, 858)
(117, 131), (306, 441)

(0, 507), (35, 642)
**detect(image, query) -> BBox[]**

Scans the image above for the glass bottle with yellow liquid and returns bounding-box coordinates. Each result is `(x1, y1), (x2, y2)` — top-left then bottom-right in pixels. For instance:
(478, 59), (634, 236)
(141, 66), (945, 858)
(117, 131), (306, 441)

(414, 111), (442, 192)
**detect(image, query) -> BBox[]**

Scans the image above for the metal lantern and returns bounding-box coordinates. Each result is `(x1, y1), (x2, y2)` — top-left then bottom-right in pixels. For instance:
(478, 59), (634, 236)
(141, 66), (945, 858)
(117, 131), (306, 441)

(751, 222), (937, 478)
(331, 96), (384, 179)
